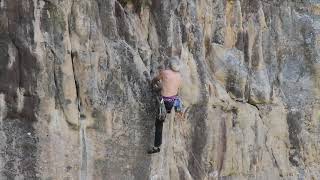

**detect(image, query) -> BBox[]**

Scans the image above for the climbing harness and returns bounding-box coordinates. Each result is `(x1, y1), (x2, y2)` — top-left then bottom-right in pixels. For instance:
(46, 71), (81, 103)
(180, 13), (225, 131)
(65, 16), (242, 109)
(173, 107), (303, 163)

(160, 95), (183, 114)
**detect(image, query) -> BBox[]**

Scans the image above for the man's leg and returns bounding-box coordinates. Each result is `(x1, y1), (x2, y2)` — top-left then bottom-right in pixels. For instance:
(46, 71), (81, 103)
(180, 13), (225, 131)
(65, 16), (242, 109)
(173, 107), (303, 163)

(154, 118), (164, 147)
(148, 118), (163, 154)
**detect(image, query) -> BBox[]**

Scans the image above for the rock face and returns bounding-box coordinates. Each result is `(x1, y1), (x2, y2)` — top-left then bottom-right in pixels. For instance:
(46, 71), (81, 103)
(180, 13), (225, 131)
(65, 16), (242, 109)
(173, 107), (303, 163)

(0, 0), (320, 179)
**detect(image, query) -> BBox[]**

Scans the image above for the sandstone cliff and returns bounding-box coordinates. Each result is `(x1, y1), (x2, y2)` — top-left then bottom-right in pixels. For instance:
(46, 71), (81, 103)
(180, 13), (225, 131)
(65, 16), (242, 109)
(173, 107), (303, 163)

(0, 0), (320, 179)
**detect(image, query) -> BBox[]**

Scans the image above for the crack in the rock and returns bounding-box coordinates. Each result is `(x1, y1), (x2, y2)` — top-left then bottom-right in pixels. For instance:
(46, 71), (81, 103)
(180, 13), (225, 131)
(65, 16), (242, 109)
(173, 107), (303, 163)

(67, 1), (88, 179)
(264, 128), (283, 178)
(247, 101), (260, 111)
(271, 149), (283, 177)
(47, 46), (78, 128)
(68, 0), (83, 119)
(10, 40), (23, 90)
(218, 116), (226, 176)
(71, 52), (82, 116)
(51, 48), (63, 108)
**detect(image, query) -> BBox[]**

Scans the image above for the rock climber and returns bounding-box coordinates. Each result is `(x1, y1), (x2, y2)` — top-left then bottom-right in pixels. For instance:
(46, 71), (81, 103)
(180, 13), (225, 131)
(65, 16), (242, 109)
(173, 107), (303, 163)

(148, 56), (183, 154)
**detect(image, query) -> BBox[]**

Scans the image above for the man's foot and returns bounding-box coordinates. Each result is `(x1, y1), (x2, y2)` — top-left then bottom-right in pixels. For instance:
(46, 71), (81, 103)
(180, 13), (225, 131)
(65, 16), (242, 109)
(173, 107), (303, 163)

(148, 147), (160, 154)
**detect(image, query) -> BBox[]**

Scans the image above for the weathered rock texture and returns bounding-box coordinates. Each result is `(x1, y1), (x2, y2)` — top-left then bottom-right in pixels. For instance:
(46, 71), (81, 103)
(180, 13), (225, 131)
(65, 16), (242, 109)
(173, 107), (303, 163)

(1, 0), (320, 179)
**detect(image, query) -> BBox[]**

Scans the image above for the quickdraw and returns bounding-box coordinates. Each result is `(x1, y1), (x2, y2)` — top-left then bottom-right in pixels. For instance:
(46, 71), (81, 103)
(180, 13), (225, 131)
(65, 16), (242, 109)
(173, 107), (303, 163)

(158, 98), (167, 121)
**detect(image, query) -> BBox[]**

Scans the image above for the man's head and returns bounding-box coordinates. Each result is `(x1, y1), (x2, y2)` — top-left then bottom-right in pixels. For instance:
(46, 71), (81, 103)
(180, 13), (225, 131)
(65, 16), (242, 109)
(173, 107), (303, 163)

(166, 56), (180, 72)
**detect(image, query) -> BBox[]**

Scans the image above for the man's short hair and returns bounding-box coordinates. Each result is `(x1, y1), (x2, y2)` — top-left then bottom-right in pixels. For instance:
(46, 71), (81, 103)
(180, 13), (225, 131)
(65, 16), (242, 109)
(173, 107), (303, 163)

(167, 56), (180, 72)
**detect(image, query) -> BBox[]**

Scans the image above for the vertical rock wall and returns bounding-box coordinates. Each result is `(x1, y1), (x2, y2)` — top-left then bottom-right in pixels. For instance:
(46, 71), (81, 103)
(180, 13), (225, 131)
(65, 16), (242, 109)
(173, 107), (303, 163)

(0, 0), (320, 179)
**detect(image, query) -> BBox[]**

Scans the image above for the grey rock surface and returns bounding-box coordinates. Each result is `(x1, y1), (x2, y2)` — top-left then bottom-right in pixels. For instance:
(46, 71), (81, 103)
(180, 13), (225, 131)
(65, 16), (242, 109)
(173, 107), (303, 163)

(0, 0), (320, 179)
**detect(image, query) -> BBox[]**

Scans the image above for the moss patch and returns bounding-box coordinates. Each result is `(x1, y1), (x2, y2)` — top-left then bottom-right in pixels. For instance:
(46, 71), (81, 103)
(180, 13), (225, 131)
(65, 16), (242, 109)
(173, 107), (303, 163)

(47, 4), (66, 31)
(117, 0), (150, 13)
(41, 2), (66, 32)
(90, 109), (106, 132)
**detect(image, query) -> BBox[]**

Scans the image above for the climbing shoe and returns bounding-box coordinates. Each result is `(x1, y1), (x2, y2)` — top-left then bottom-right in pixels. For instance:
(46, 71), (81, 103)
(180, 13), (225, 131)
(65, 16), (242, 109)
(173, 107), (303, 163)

(148, 147), (160, 154)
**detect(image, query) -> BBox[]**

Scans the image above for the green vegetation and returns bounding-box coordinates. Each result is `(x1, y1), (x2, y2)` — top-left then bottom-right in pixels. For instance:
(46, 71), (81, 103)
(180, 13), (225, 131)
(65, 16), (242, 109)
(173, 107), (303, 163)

(47, 3), (66, 31)
(90, 109), (106, 132)
(118, 0), (133, 7)
(118, 0), (150, 13)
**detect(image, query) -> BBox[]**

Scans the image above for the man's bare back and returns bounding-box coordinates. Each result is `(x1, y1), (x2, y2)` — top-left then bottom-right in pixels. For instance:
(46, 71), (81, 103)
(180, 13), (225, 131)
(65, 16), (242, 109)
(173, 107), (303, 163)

(159, 69), (182, 97)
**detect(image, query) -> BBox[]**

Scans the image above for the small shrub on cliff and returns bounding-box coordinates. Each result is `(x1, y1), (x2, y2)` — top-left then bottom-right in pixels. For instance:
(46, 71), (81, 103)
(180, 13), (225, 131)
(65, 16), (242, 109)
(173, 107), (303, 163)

(118, 0), (150, 13)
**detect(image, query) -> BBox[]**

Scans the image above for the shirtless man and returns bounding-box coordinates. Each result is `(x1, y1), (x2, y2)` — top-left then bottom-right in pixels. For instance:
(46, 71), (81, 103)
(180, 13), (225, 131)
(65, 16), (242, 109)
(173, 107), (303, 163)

(148, 56), (182, 154)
